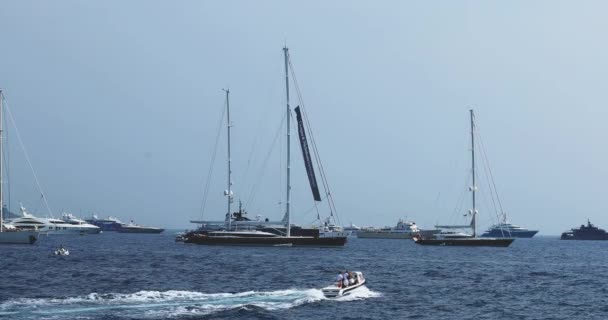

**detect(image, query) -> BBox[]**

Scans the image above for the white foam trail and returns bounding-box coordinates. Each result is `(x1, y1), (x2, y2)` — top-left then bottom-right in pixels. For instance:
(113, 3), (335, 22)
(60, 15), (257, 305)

(333, 286), (382, 301)
(0, 288), (343, 319)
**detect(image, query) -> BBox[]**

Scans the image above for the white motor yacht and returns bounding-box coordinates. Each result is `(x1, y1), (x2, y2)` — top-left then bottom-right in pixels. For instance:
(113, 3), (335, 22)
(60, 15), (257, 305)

(319, 217), (351, 238)
(9, 206), (100, 235)
(343, 223), (361, 235)
(357, 219), (427, 239)
(61, 213), (102, 234)
(322, 271), (367, 298)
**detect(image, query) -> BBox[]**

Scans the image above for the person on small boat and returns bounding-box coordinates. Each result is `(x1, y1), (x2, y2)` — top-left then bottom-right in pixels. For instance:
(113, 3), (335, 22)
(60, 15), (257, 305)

(343, 271), (349, 288)
(336, 272), (344, 288)
(349, 272), (356, 285)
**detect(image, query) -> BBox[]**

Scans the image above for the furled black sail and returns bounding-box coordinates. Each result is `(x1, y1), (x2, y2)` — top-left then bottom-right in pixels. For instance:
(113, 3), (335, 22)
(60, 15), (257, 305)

(295, 106), (321, 201)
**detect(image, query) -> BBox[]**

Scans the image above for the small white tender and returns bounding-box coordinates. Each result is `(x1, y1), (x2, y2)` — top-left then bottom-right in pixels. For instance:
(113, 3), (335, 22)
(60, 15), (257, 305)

(54, 247), (69, 256)
(322, 271), (366, 298)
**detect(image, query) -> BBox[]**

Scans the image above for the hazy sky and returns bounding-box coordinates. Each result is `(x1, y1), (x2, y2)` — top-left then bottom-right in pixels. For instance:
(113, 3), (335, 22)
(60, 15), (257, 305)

(1, 1), (608, 234)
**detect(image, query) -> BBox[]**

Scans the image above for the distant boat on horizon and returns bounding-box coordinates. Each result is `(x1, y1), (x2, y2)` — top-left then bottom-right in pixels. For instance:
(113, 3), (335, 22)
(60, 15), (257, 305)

(357, 219), (438, 239)
(343, 223), (361, 236)
(117, 220), (164, 234)
(481, 213), (538, 238)
(561, 220), (608, 240)
(85, 214), (124, 231)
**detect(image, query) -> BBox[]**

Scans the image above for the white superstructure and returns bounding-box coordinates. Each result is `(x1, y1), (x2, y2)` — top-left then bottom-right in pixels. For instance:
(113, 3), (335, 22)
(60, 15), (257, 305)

(61, 213), (102, 234)
(357, 219), (421, 239)
(9, 206), (100, 234)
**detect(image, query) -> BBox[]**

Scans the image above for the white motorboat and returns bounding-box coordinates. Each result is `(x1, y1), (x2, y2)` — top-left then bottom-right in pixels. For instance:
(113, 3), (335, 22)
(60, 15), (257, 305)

(61, 213), (102, 234)
(322, 271), (367, 298)
(54, 247), (69, 256)
(319, 217), (351, 238)
(343, 223), (361, 236)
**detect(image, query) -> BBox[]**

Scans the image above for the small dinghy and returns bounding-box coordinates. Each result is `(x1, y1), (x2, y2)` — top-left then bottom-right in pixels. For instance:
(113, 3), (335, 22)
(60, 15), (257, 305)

(54, 247), (69, 256)
(322, 271), (366, 298)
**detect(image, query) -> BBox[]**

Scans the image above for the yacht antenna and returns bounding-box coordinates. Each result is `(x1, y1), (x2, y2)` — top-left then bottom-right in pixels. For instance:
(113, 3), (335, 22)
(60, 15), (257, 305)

(283, 46), (291, 237)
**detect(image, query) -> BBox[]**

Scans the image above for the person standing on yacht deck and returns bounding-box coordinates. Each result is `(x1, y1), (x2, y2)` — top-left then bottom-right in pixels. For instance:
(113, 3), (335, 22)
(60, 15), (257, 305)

(343, 271), (349, 288)
(336, 272), (344, 288)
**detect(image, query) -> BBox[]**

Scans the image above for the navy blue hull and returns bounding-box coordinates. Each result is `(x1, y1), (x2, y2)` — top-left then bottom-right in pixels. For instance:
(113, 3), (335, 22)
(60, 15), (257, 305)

(85, 220), (123, 232)
(481, 230), (538, 238)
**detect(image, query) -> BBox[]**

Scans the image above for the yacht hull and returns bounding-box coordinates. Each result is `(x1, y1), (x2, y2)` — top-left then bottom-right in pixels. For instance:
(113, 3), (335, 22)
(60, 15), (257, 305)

(560, 233), (608, 240)
(357, 229), (439, 239)
(413, 237), (514, 247)
(0, 231), (38, 244)
(322, 280), (366, 298)
(85, 220), (123, 231)
(46, 228), (100, 235)
(481, 230), (538, 238)
(184, 234), (346, 247)
(118, 227), (164, 234)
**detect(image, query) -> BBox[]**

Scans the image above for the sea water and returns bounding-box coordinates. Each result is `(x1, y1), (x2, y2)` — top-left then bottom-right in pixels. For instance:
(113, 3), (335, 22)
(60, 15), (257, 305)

(0, 233), (606, 319)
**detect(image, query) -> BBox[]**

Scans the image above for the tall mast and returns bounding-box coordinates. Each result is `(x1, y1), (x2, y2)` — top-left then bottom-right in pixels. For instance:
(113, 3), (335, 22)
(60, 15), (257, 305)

(283, 46), (291, 237)
(224, 89), (233, 230)
(0, 90), (3, 233)
(470, 109), (477, 237)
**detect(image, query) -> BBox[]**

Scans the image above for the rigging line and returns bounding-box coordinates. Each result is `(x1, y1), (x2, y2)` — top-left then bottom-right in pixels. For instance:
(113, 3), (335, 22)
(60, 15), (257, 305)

(240, 133), (259, 190)
(475, 127), (505, 215)
(476, 178), (505, 236)
(240, 76), (283, 189)
(475, 130), (501, 218)
(288, 58), (341, 225)
(4, 100), (53, 217)
(474, 124), (507, 236)
(451, 171), (470, 220)
(198, 98), (226, 221)
(298, 193), (329, 220)
(3, 108), (10, 212)
(244, 113), (286, 209)
(302, 98), (339, 223)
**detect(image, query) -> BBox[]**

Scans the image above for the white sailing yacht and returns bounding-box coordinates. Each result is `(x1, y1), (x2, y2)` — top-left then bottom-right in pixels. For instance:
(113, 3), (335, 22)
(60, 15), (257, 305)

(0, 90), (39, 244)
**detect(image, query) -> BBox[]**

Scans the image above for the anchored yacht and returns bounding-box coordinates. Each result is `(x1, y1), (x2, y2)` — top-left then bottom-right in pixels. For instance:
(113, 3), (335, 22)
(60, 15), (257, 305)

(10, 206), (100, 234)
(357, 219), (438, 239)
(117, 220), (164, 234)
(85, 214), (124, 231)
(61, 213), (102, 234)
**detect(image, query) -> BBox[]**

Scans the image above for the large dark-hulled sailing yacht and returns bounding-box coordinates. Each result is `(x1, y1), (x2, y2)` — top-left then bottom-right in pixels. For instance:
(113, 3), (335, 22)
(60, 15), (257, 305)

(413, 110), (514, 247)
(184, 47), (346, 247)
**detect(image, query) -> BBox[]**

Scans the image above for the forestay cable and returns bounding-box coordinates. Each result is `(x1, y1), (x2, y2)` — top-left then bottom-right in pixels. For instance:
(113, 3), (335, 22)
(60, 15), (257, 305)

(4, 100), (54, 217)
